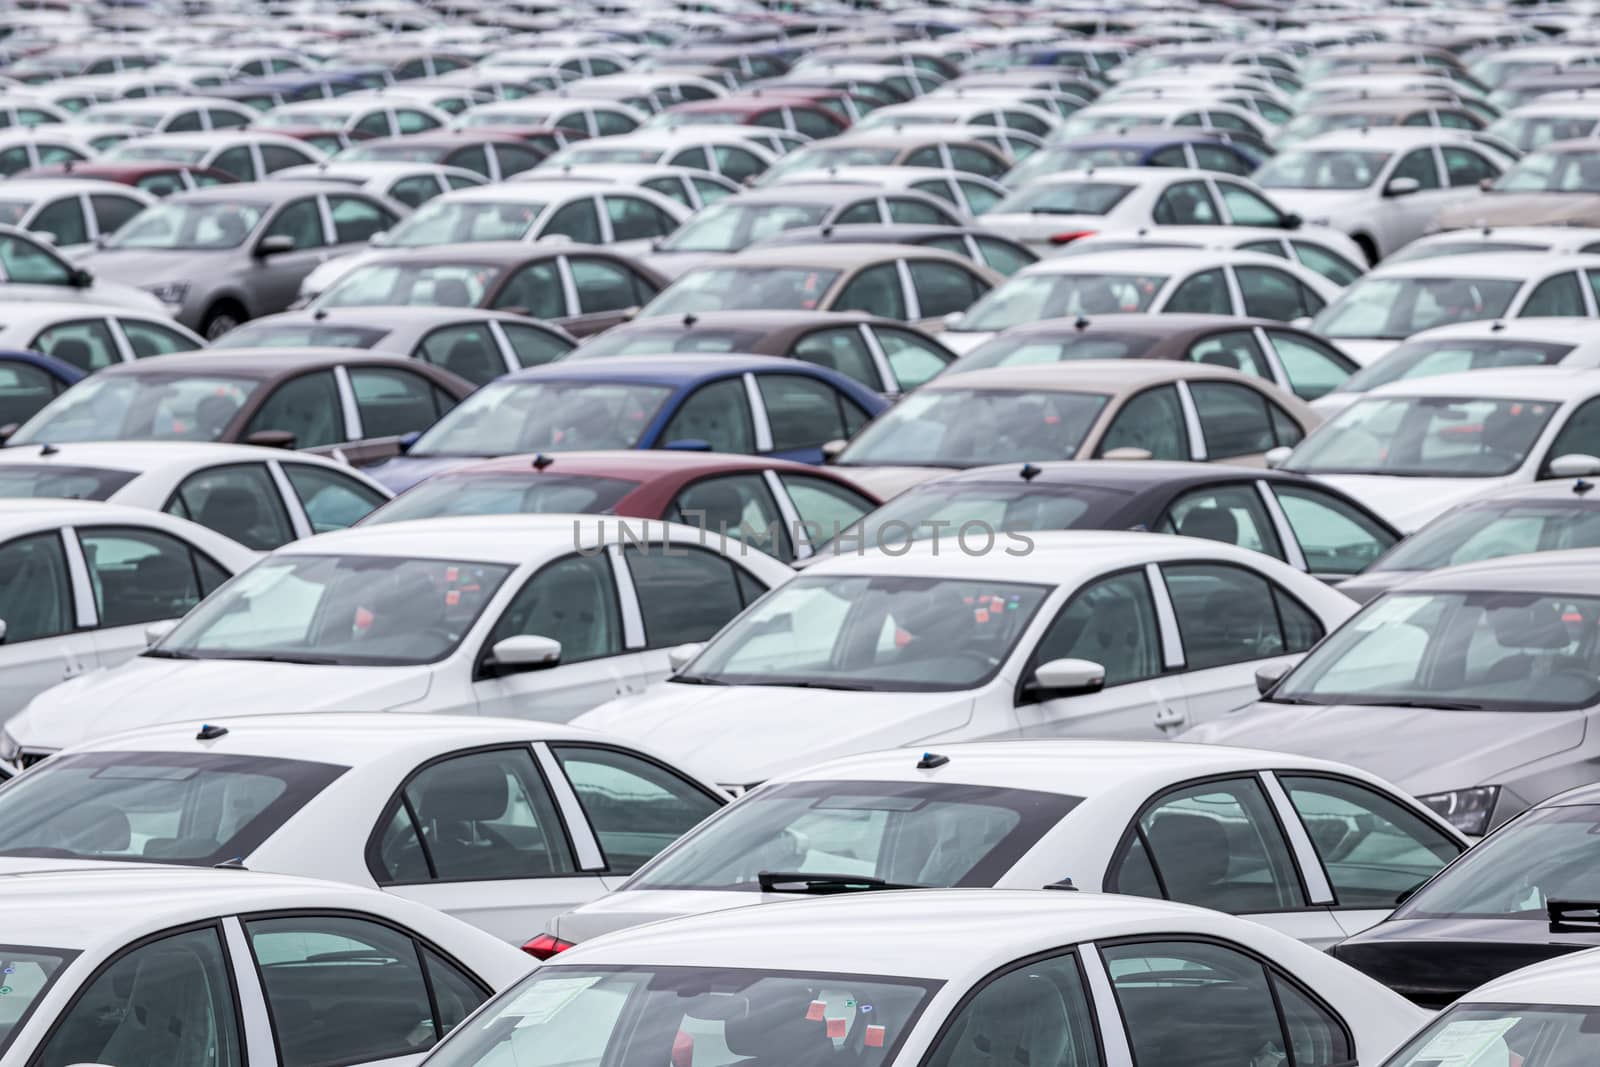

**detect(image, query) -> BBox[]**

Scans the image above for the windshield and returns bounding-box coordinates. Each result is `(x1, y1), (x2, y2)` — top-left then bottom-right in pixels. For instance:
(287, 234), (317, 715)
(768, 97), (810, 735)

(992, 181), (1134, 216)
(680, 574), (1049, 691)
(1488, 113), (1600, 152)
(1312, 276), (1521, 340)
(424, 965), (937, 1067)
(459, 108), (552, 128)
(365, 472), (640, 523)
(761, 145), (899, 182)
(642, 268), (842, 317)
(0, 463), (137, 500)
(0, 945), (71, 1057)
(1273, 590), (1600, 710)
(411, 380), (673, 456)
(951, 329), (1162, 372)
(342, 144), (447, 163)
(1385, 1004), (1600, 1067)
(213, 323), (391, 349)
(87, 109), (164, 128)
(562, 144), (662, 165)
(661, 201), (830, 253)
(1397, 804), (1600, 918)
(0, 201), (32, 226)
(1256, 149), (1390, 189)
(0, 750), (345, 864)
(264, 109), (352, 129)
(9, 374), (260, 445)
(1286, 396), (1555, 477)
(1494, 149), (1600, 192)
(160, 553), (514, 666)
(107, 143), (209, 165)
(389, 198), (548, 247)
(826, 482), (1123, 553)
(318, 263), (502, 309)
(1373, 501), (1600, 572)
(1005, 148), (1144, 186)
(958, 272), (1167, 332)
(573, 328), (765, 357)
(1341, 338), (1573, 394)
(109, 200), (267, 250)
(840, 388), (1107, 467)
(632, 779), (1079, 891)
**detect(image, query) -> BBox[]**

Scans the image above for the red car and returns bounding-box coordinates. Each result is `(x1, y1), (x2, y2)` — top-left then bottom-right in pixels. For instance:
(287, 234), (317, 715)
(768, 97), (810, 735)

(22, 161), (237, 197)
(362, 450), (881, 564)
(267, 126), (380, 156)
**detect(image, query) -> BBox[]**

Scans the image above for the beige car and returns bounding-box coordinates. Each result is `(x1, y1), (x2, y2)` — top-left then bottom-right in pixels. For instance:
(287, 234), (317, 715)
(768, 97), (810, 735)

(636, 244), (1003, 331)
(829, 359), (1322, 497)
(1431, 139), (1600, 230)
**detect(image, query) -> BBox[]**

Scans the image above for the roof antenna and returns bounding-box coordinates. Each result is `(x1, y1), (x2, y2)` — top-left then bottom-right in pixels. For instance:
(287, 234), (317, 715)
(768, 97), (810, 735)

(916, 751), (949, 769)
(39, 443), (57, 457)
(1576, 478), (1594, 496)
(1020, 462), (1042, 481)
(1074, 315), (1090, 330)
(682, 312), (697, 326)
(197, 724), (229, 740)
(532, 453), (554, 469)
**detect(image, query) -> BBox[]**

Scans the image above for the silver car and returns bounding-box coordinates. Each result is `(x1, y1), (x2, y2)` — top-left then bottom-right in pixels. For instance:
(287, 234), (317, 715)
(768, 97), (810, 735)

(1184, 549), (1600, 836)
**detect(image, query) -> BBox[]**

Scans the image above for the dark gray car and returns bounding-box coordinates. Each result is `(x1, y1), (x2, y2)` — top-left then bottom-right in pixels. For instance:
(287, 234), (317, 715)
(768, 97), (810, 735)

(77, 181), (408, 338)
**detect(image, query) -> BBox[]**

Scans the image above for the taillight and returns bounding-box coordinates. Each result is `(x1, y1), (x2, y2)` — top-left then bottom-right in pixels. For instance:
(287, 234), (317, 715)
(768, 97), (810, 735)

(1049, 230), (1096, 245)
(521, 933), (575, 960)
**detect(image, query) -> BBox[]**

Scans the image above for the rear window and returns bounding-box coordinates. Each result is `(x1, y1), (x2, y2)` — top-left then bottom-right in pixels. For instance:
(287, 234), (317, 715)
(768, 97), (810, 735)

(994, 181), (1134, 216)
(0, 464), (137, 500)
(365, 472), (640, 523)
(0, 751), (347, 865)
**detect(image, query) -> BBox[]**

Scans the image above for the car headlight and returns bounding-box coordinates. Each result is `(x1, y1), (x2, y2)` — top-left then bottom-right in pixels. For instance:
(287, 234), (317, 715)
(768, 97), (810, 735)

(144, 282), (190, 305)
(1419, 785), (1499, 836)
(0, 728), (20, 763)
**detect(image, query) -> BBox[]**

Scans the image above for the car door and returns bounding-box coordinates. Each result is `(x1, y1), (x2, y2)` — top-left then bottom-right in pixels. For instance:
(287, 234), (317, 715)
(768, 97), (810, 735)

(250, 196), (333, 315)
(562, 255), (657, 336)
(656, 377), (757, 452)
(372, 745), (608, 942)
(753, 372), (871, 463)
(0, 530), (97, 720)
(163, 462), (298, 550)
(1376, 147), (1452, 251)
(75, 524), (231, 672)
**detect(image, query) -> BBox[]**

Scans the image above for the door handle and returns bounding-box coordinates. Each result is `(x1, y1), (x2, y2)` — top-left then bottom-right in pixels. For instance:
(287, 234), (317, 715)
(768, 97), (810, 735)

(1154, 705), (1187, 733)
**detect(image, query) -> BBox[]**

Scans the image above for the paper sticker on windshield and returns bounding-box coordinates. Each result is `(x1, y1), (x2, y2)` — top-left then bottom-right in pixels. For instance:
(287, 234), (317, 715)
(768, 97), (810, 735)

(508, 976), (602, 1027)
(1352, 594), (1430, 631)
(1416, 1018), (1518, 1067)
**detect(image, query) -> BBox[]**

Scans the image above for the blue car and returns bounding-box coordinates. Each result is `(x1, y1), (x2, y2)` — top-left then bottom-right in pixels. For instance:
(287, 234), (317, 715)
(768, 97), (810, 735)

(1005, 129), (1269, 187)
(366, 354), (889, 492)
(0, 350), (83, 435)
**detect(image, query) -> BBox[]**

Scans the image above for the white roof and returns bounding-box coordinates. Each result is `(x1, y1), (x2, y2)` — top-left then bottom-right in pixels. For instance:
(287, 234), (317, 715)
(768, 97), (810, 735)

(997, 166), (1190, 188)
(1458, 947), (1600, 1008)
(0, 178), (151, 201)
(0, 440), (365, 476)
(1291, 127), (1485, 151)
(0, 299), (185, 327)
(437, 181), (599, 203)
(272, 160), (482, 183)
(0, 497), (208, 535)
(1366, 252), (1600, 279)
(1401, 317), (1600, 345)
(1365, 366), (1600, 402)
(1505, 98), (1600, 116)
(278, 514), (716, 565)
(1017, 246), (1302, 276)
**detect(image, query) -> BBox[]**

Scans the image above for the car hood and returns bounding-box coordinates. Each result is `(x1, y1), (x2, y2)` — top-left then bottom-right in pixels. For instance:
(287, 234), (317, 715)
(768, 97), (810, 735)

(299, 248), (375, 299)
(551, 888), (772, 944)
(364, 454), (480, 492)
(573, 684), (975, 785)
(1180, 701), (1586, 795)
(1306, 474), (1500, 532)
(827, 464), (949, 499)
(1263, 188), (1369, 224)
(1432, 193), (1600, 229)
(83, 248), (231, 287)
(7, 657), (434, 751)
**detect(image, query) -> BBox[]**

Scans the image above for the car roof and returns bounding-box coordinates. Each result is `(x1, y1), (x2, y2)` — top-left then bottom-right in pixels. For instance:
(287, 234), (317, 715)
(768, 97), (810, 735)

(280, 513), (698, 562)
(1291, 127), (1485, 149)
(1456, 946), (1600, 1009)
(717, 243), (974, 270)
(174, 180), (363, 203)
(96, 347), (424, 377)
(0, 177), (146, 198)
(259, 306), (568, 331)
(437, 448), (829, 479)
(439, 181), (605, 202)
(1019, 247), (1293, 274)
(1366, 253), (1600, 279)
(1395, 547), (1600, 597)
(507, 352), (815, 385)
(915, 458), (1319, 492)
(924, 358), (1270, 394)
(353, 241), (579, 266)
(0, 497), (214, 535)
(1366, 366), (1600, 401)
(0, 440), (362, 474)
(1402, 317), (1600, 345)
(991, 313), (1277, 338)
(605, 308), (898, 331)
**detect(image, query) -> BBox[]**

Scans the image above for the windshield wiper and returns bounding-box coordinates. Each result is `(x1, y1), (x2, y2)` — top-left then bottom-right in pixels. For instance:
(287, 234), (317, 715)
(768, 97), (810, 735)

(1345, 698), (1486, 711)
(205, 652), (345, 666)
(141, 648), (197, 660)
(743, 680), (873, 691)
(669, 674), (728, 686)
(1267, 695), (1323, 705)
(757, 871), (922, 894)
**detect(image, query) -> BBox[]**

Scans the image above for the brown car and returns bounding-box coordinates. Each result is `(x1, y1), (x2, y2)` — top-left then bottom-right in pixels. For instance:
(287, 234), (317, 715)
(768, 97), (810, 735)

(3, 348), (476, 465)
(1432, 139), (1600, 230)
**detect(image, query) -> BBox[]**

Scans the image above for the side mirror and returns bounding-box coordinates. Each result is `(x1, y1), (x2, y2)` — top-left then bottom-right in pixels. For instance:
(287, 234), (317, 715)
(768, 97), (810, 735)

(244, 429), (296, 449)
(941, 311), (964, 329)
(1384, 176), (1421, 198)
(369, 230), (390, 246)
(1478, 176), (1495, 191)
(1101, 446), (1152, 461)
(1028, 657), (1105, 699)
(667, 642), (702, 672)
(485, 634), (561, 675)
(69, 267), (93, 288)
(1280, 211), (1302, 230)
(1264, 445), (1293, 469)
(255, 234), (295, 258)
(144, 619), (178, 648)
(662, 437), (712, 451)
(397, 430), (422, 453)
(821, 438), (847, 461)
(35, 231), (57, 246)
(619, 305), (640, 323)
(1289, 316), (1312, 329)
(1255, 660), (1292, 695)
(1547, 453), (1600, 478)
(0, 618), (8, 645)
(0, 423), (17, 445)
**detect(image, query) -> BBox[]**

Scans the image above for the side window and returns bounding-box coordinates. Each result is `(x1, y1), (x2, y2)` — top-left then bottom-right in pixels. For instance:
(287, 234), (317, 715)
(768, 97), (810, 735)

(1102, 940), (1350, 1067)
(1279, 774), (1463, 907)
(1520, 271), (1585, 317)
(353, 109), (391, 137)
(974, 236), (1036, 276)
(570, 257), (647, 314)
(908, 260), (988, 318)
(1441, 146), (1498, 187)
(904, 146), (943, 167)
(263, 198), (326, 250)
(32, 197), (88, 246)
(1162, 562), (1320, 668)
(690, 176), (736, 205)
(33, 926), (242, 1067)
(33, 319), (121, 372)
(89, 194), (145, 237)
(604, 195), (677, 242)
(208, 107), (251, 130)
(120, 317), (199, 358)
(1265, 331), (1353, 401)
(956, 178), (1004, 215)
(1163, 268), (1231, 314)
(0, 532), (73, 641)
(1438, 110), (1479, 129)
(446, 144), (491, 177)
(552, 745), (721, 874)
(493, 260), (566, 319)
(874, 326), (953, 389)
(395, 108), (440, 134)
(669, 146), (711, 171)
(417, 322), (506, 386)
(1235, 266), (1320, 321)
(951, 144), (1005, 177)
(887, 196), (953, 225)
(244, 913), (485, 1067)
(491, 553), (622, 664)
(1152, 180), (1221, 225)
(1291, 241), (1363, 287)
(1391, 147), (1441, 190)
(328, 195), (396, 244)
(1031, 569), (1163, 687)
(923, 954), (1103, 1067)
(542, 198), (602, 244)
(1189, 381), (1278, 459)
(592, 108), (637, 136)
(670, 473), (790, 560)
(0, 360), (59, 427)
(642, 176), (691, 208)
(1194, 144), (1254, 175)
(1096, 385), (1189, 460)
(245, 369), (344, 449)
(1238, 239), (1288, 259)
(660, 378), (755, 453)
(166, 108), (204, 132)
(0, 233), (71, 285)
(77, 526), (209, 627)
(623, 544), (753, 646)
(833, 263), (908, 319)
(779, 473), (877, 545)
(834, 200), (882, 225)
(1109, 778), (1304, 910)
(1187, 330), (1271, 379)
(711, 145), (763, 181)
(1148, 145), (1190, 167)
(381, 748), (576, 884)
(792, 107), (839, 139)
(389, 174), (442, 208)
(0, 146), (29, 175)
(1271, 484), (1398, 576)
(1216, 181), (1287, 226)
(351, 366), (451, 438)
(1546, 396), (1600, 469)
(791, 327), (882, 390)
(1157, 485), (1285, 560)
(757, 373), (850, 451)
(282, 463), (388, 533)
(165, 463), (295, 550)
(209, 144), (254, 181)
(501, 323), (573, 367)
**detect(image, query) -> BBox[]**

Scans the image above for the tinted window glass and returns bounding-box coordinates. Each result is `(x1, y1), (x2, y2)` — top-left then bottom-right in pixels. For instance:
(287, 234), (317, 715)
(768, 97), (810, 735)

(502, 323), (573, 367)
(31, 197), (87, 246)
(493, 259), (565, 318)
(571, 257), (647, 314)
(909, 260), (987, 317)
(1153, 180), (1220, 225)
(925, 954), (1102, 1067)
(669, 473), (789, 560)
(1236, 266), (1321, 320)
(625, 544), (752, 646)
(1159, 485), (1285, 560)
(1164, 268), (1231, 314)
(792, 328), (880, 389)
(120, 318), (198, 358)
(552, 745), (720, 874)
(351, 366), (449, 438)
(416, 323), (505, 386)
(329, 195), (394, 244)
(89, 193), (145, 237)
(660, 378), (754, 452)
(605, 195), (677, 241)
(1521, 271), (1585, 317)
(1163, 562), (1302, 669)
(246, 370), (344, 448)
(283, 463), (387, 533)
(1189, 330), (1270, 379)
(543, 198), (602, 243)
(1033, 570), (1163, 687)
(78, 525), (208, 627)
(1097, 385), (1188, 460)
(0, 532), (72, 641)
(34, 319), (120, 372)
(834, 264), (907, 319)
(1190, 381), (1278, 459)
(491, 553), (622, 663)
(263, 197), (325, 250)
(166, 463), (294, 550)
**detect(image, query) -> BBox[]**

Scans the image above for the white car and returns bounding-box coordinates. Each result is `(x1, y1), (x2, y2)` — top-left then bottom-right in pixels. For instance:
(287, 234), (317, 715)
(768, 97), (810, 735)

(1058, 98), (1275, 141)
(574, 530), (1356, 787)
(1062, 225), (1368, 287)
(2, 515), (794, 764)
(0, 499), (255, 726)
(852, 98), (1064, 137)
(0, 712), (726, 942)
(941, 248), (1341, 354)
(0, 224), (168, 314)
(1253, 128), (1509, 263)
(0, 177), (154, 252)
(976, 168), (1302, 254)
(549, 738), (1466, 950)
(1383, 224), (1600, 264)
(1307, 253), (1600, 366)
(766, 165), (1010, 220)
(0, 865), (529, 1067)
(1313, 317), (1600, 417)
(0, 298), (202, 372)
(539, 130), (779, 183)
(1276, 367), (1600, 531)
(421, 890), (1428, 1067)
(272, 160), (490, 209)
(0, 441), (392, 549)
